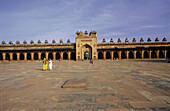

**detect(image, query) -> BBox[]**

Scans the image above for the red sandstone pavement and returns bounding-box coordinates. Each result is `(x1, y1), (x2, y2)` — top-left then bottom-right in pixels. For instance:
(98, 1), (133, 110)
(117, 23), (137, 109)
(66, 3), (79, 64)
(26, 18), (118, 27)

(0, 60), (170, 111)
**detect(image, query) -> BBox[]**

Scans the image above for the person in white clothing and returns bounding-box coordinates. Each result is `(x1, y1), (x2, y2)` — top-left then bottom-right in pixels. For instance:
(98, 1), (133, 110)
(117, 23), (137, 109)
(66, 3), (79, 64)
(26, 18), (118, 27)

(48, 59), (53, 70)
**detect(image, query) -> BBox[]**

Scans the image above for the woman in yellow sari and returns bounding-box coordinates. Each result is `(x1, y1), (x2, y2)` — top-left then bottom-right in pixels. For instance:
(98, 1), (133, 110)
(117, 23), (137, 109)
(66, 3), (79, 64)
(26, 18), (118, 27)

(43, 58), (48, 71)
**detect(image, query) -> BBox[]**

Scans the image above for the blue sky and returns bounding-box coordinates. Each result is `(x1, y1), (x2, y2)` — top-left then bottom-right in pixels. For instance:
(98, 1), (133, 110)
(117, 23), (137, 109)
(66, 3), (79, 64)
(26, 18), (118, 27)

(0, 0), (170, 43)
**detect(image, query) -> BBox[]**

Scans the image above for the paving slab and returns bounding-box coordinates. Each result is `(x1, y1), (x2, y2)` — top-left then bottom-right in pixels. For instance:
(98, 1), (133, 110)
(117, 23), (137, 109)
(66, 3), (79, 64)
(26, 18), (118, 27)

(61, 79), (87, 88)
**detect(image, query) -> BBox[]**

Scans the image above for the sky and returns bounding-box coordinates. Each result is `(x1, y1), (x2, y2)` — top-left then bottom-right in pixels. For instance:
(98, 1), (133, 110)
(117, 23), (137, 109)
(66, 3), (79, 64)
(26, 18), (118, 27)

(0, 0), (170, 43)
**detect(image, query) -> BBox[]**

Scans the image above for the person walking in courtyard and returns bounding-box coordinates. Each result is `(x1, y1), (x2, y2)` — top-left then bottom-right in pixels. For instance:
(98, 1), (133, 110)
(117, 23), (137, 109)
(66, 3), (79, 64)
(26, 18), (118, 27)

(43, 58), (48, 71)
(48, 59), (53, 70)
(90, 59), (93, 65)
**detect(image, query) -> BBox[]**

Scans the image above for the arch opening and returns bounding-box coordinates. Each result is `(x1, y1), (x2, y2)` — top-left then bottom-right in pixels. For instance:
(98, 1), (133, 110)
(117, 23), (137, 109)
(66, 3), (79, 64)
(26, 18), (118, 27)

(71, 52), (76, 60)
(121, 51), (126, 59)
(167, 51), (170, 58)
(41, 52), (45, 60)
(84, 52), (89, 60)
(6, 53), (10, 60)
(27, 53), (31, 60)
(129, 51), (134, 59)
(151, 51), (157, 58)
(159, 51), (164, 58)
(144, 51), (149, 58)
(20, 53), (24, 60)
(136, 51), (141, 59)
(114, 51), (119, 59)
(63, 52), (68, 60)
(13, 53), (17, 60)
(34, 53), (38, 60)
(98, 52), (103, 59)
(106, 51), (111, 59)
(56, 52), (60, 60)
(0, 53), (3, 60)
(48, 52), (53, 60)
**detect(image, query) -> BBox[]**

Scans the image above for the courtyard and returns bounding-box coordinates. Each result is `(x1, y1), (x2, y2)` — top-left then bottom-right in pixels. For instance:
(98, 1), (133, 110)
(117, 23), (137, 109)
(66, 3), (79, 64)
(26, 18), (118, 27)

(0, 60), (170, 110)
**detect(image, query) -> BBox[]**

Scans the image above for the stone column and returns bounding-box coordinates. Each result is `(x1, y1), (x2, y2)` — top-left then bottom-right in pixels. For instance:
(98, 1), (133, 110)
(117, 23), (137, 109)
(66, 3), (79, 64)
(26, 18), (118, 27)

(111, 51), (113, 60)
(127, 51), (129, 59)
(157, 50), (159, 59)
(165, 50), (167, 59)
(68, 51), (71, 60)
(141, 50), (144, 59)
(60, 52), (63, 60)
(118, 51), (121, 59)
(103, 51), (106, 60)
(17, 53), (20, 61)
(149, 50), (151, 59)
(134, 51), (136, 59)
(53, 52), (56, 60)
(2, 53), (5, 61)
(46, 52), (48, 60)
(24, 53), (27, 61)
(112, 51), (114, 59)
(96, 52), (98, 60)
(31, 52), (34, 61)
(38, 52), (41, 61)
(9, 53), (13, 61)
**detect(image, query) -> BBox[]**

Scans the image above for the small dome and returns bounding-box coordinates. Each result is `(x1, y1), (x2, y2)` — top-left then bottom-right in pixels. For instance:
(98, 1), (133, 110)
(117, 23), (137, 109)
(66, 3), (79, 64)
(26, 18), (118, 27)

(45, 40), (48, 44)
(110, 38), (113, 43)
(84, 31), (88, 35)
(67, 39), (70, 43)
(93, 31), (97, 34)
(132, 38), (136, 42)
(38, 40), (41, 44)
(16, 40), (20, 44)
(140, 38), (144, 42)
(52, 40), (56, 43)
(30, 40), (34, 44)
(9, 41), (13, 44)
(125, 38), (129, 42)
(162, 37), (167, 42)
(2, 41), (6, 44)
(117, 38), (121, 43)
(102, 39), (106, 43)
(76, 31), (80, 35)
(60, 39), (63, 43)
(147, 38), (151, 42)
(155, 38), (159, 42)
(23, 40), (27, 44)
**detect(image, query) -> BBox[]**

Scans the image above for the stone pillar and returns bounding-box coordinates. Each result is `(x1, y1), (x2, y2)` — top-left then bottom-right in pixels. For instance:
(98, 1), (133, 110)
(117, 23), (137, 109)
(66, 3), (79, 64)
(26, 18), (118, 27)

(149, 50), (151, 59)
(134, 51), (136, 59)
(68, 51), (71, 60)
(111, 51), (113, 60)
(9, 53), (13, 61)
(2, 53), (5, 61)
(96, 52), (98, 60)
(38, 52), (41, 61)
(141, 50), (144, 59)
(127, 51), (129, 59)
(157, 50), (159, 59)
(53, 52), (56, 60)
(103, 51), (106, 60)
(23, 53), (26, 61)
(17, 53), (20, 61)
(46, 52), (48, 60)
(31, 52), (34, 61)
(118, 51), (121, 59)
(165, 50), (167, 59)
(60, 52), (63, 60)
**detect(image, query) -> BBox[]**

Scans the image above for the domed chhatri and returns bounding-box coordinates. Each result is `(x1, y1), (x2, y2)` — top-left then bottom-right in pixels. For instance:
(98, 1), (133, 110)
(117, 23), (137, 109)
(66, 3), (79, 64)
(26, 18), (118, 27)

(147, 38), (151, 42)
(16, 40), (20, 44)
(9, 41), (13, 44)
(38, 40), (41, 44)
(52, 40), (56, 44)
(162, 37), (167, 42)
(132, 38), (136, 42)
(117, 38), (121, 43)
(76, 31), (80, 35)
(2, 41), (6, 44)
(140, 38), (144, 42)
(92, 31), (97, 34)
(30, 40), (34, 44)
(125, 38), (129, 42)
(102, 39), (106, 43)
(60, 39), (63, 43)
(67, 39), (70, 43)
(155, 38), (159, 42)
(45, 40), (48, 44)
(23, 40), (27, 44)
(110, 38), (113, 43)
(84, 31), (88, 35)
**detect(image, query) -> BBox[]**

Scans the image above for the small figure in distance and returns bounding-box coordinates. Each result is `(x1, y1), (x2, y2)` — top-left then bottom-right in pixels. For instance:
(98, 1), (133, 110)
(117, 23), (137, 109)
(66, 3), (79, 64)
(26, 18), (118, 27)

(90, 59), (93, 65)
(43, 58), (48, 71)
(48, 59), (53, 70)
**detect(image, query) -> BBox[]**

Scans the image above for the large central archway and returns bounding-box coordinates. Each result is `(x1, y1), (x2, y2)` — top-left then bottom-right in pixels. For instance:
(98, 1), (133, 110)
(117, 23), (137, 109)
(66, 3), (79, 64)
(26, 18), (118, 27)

(81, 44), (92, 60)
(84, 52), (89, 60)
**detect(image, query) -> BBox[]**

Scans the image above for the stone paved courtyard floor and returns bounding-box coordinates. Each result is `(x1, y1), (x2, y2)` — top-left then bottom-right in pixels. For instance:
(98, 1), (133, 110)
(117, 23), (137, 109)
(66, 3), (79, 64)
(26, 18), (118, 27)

(0, 60), (170, 111)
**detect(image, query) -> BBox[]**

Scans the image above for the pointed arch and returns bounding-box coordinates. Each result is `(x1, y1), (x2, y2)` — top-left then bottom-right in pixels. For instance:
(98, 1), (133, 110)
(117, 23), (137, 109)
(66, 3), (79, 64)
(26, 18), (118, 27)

(63, 52), (68, 60)
(71, 52), (76, 60)
(98, 52), (103, 59)
(13, 53), (17, 60)
(27, 53), (31, 60)
(20, 53), (24, 60)
(56, 52), (60, 60)
(167, 50), (170, 58)
(151, 51), (157, 58)
(114, 51), (119, 59)
(6, 53), (10, 60)
(136, 51), (141, 59)
(144, 51), (149, 58)
(121, 51), (126, 59)
(0, 53), (3, 60)
(48, 52), (53, 60)
(34, 53), (38, 60)
(41, 52), (45, 60)
(106, 51), (111, 59)
(129, 51), (134, 59)
(159, 51), (164, 58)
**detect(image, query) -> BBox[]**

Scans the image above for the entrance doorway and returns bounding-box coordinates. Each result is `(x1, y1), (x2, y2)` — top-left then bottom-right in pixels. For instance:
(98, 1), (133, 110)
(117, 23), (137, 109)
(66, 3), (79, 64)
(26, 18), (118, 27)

(84, 52), (89, 60)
